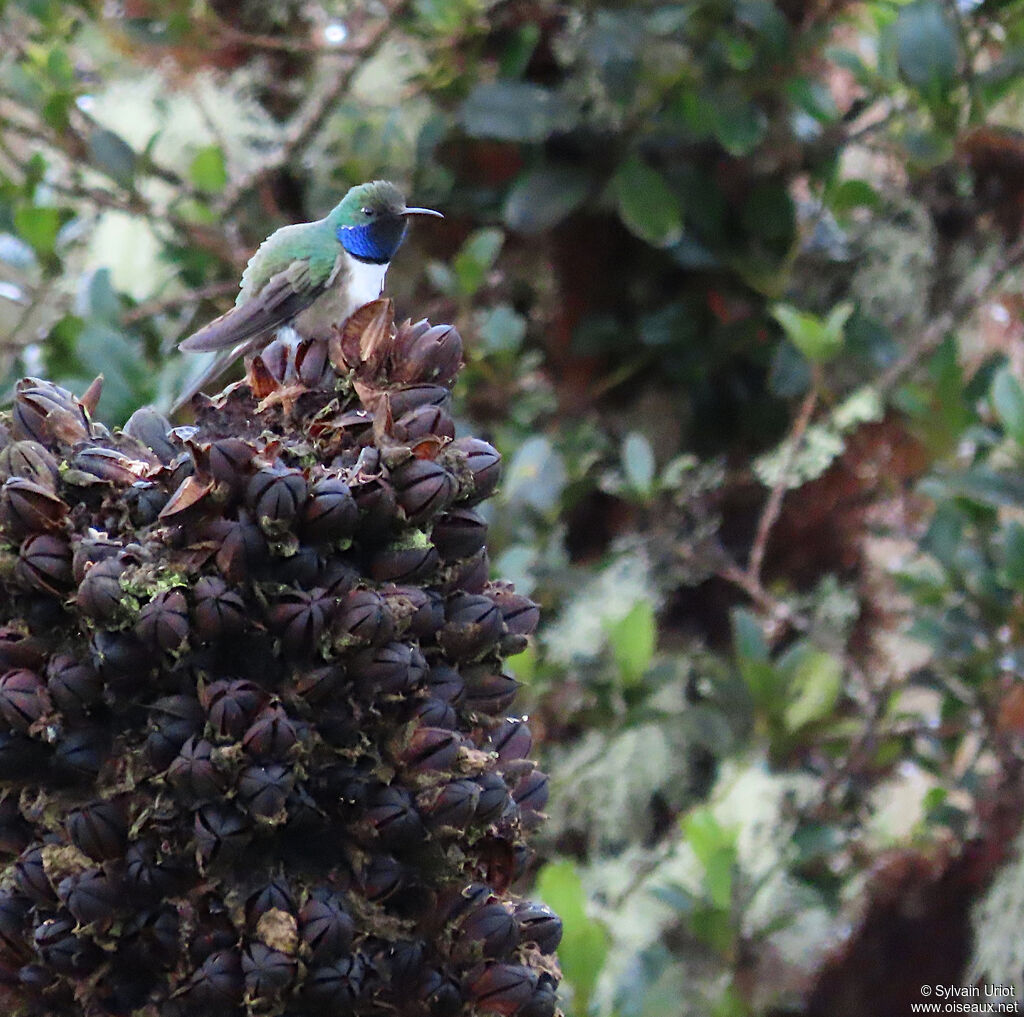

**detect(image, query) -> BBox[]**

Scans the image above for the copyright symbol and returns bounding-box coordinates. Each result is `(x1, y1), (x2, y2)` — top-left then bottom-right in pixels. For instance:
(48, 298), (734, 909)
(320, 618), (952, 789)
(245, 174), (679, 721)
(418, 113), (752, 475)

(921, 986), (932, 997)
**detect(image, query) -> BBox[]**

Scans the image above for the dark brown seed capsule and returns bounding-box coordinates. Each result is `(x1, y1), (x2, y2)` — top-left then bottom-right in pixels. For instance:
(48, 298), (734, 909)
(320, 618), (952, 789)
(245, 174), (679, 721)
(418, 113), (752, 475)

(276, 543), (326, 587)
(426, 663), (465, 704)
(187, 948), (244, 1005)
(242, 939), (297, 998)
(350, 642), (417, 697)
(246, 466), (307, 524)
(464, 962), (538, 1015)
(0, 477), (68, 535)
(461, 668), (520, 717)
(16, 533), (73, 595)
(415, 696), (457, 729)
(518, 978), (559, 1017)
(71, 534), (124, 583)
(392, 459), (457, 526)
(456, 902), (519, 960)
(431, 507), (488, 561)
(292, 664), (343, 705)
(144, 695), (204, 769)
(208, 437), (254, 496)
(12, 379), (91, 446)
(0, 440), (60, 489)
(244, 879), (295, 926)
(57, 867), (123, 926)
(349, 473), (398, 539)
(488, 585), (541, 637)
(369, 542), (440, 584)
(67, 799), (129, 861)
(512, 770), (550, 815)
(0, 669), (49, 732)
(365, 785), (424, 847)
(167, 737), (225, 802)
(0, 628), (45, 672)
(15, 845), (56, 904)
(297, 336), (332, 386)
(420, 779), (480, 829)
(418, 968), (464, 1016)
(126, 480), (170, 525)
(192, 575), (247, 642)
(210, 515), (269, 583)
(123, 406), (177, 463)
(34, 913), (103, 975)
(438, 593), (504, 661)
(90, 629), (151, 690)
(485, 717), (533, 765)
(335, 589), (394, 645)
(267, 588), (331, 656)
(202, 679), (267, 740)
(401, 725), (462, 772)
(242, 705), (298, 760)
(303, 953), (367, 1010)
(237, 763), (294, 820)
(449, 437), (502, 505)
(135, 588), (189, 651)
(442, 547), (490, 595)
(474, 772), (513, 826)
(387, 384), (451, 419)
(194, 805), (251, 866)
(392, 404), (456, 443)
(361, 854), (406, 902)
(53, 726), (111, 783)
(125, 839), (188, 904)
(304, 476), (359, 543)
(511, 901), (562, 954)
(71, 446), (144, 486)
(75, 557), (126, 622)
(391, 322), (463, 386)
(298, 892), (354, 963)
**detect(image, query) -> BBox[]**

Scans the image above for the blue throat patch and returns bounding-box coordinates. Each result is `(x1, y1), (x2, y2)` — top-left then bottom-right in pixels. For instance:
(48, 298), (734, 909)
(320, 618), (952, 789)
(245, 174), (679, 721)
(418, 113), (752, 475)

(337, 218), (408, 264)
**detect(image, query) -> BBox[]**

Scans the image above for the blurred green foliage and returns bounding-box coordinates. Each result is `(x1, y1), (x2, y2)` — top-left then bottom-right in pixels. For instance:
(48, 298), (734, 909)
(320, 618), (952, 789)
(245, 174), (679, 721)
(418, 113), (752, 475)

(6, 0), (1024, 1009)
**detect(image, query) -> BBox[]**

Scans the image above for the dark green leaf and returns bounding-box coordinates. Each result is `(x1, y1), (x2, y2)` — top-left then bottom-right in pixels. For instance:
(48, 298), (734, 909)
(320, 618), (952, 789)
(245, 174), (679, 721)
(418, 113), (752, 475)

(87, 128), (137, 187)
(895, 2), (959, 97)
(189, 145), (228, 193)
(503, 166), (589, 233)
(14, 205), (61, 255)
(613, 157), (683, 247)
(605, 599), (656, 685)
(783, 648), (842, 732)
(1001, 521), (1024, 590)
(537, 862), (607, 1015)
(991, 366), (1024, 444)
(460, 82), (574, 142)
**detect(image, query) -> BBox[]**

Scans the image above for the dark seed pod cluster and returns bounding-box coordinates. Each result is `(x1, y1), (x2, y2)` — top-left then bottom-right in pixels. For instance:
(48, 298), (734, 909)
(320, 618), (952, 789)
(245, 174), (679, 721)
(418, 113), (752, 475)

(0, 308), (561, 1016)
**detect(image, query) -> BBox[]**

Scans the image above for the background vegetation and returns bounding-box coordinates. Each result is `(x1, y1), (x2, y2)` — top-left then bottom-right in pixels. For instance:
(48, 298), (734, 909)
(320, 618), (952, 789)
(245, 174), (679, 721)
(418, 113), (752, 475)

(6, 0), (1024, 1012)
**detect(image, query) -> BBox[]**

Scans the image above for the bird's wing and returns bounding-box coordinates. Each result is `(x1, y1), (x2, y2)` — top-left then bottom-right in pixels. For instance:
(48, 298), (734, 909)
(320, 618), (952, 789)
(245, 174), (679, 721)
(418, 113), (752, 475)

(178, 257), (323, 353)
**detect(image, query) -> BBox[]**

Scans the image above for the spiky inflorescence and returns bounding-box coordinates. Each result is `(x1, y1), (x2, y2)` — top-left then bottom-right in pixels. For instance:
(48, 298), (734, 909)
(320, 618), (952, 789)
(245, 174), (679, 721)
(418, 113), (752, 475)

(0, 300), (561, 1017)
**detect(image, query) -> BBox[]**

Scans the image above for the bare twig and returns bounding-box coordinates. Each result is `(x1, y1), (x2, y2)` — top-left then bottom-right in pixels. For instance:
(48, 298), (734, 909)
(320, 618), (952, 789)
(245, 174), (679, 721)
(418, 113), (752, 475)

(747, 379), (820, 585)
(123, 281), (239, 324)
(875, 234), (1024, 397)
(219, 1), (410, 217)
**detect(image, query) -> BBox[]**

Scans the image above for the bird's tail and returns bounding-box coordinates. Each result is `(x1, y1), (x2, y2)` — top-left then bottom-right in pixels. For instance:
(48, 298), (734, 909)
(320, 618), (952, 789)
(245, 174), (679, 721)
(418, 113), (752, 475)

(170, 347), (244, 414)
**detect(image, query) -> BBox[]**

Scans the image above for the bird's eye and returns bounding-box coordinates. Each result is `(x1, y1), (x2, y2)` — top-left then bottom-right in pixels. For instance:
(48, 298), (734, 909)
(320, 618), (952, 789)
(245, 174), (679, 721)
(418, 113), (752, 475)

(361, 207), (375, 218)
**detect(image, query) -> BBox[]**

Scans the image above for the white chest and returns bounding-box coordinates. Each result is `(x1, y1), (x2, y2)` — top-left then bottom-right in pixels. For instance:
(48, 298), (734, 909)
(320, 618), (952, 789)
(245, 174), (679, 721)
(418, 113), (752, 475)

(345, 257), (389, 307)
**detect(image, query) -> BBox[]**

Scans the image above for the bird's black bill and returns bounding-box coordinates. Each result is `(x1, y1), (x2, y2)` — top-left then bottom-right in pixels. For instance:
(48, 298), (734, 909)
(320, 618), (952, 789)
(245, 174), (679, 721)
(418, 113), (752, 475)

(403, 207), (444, 218)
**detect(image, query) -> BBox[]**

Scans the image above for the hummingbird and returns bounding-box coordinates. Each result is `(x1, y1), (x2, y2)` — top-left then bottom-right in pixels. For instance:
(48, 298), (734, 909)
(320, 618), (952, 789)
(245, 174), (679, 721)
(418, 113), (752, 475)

(172, 180), (442, 410)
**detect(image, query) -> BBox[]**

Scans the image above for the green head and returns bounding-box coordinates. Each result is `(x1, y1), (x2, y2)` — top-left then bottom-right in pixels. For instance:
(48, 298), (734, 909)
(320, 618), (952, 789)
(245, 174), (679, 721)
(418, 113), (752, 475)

(328, 180), (442, 264)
